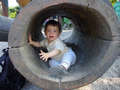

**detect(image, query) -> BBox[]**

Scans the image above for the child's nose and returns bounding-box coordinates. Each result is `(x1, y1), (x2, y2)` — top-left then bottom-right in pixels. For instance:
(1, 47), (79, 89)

(49, 31), (54, 34)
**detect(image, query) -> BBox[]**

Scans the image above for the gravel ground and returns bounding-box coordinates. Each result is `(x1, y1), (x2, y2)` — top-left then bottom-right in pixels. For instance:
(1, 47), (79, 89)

(0, 42), (120, 90)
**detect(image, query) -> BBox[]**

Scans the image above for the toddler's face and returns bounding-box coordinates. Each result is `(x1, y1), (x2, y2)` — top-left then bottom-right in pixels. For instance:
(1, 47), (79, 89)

(45, 25), (60, 43)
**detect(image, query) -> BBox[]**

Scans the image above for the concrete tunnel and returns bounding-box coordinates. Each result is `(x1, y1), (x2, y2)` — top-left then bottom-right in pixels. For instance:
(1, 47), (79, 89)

(0, 0), (120, 90)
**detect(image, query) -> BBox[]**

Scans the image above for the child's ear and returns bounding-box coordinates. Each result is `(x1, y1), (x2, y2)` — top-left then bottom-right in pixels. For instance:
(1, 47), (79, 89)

(59, 32), (61, 35)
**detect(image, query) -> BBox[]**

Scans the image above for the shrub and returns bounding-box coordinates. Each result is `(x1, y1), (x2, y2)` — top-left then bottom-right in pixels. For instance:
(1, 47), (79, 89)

(8, 6), (20, 18)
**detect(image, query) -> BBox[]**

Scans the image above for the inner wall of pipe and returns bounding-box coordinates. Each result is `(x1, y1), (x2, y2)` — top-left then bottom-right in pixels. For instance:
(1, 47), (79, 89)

(27, 3), (112, 79)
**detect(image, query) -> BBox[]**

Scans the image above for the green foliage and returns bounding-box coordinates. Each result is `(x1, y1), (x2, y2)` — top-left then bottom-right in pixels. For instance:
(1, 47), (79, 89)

(110, 0), (117, 6)
(8, 6), (20, 18)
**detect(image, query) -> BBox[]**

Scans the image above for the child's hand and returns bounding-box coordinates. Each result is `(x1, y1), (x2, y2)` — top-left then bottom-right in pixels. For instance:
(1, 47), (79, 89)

(39, 50), (49, 62)
(28, 33), (32, 44)
(28, 32), (41, 47)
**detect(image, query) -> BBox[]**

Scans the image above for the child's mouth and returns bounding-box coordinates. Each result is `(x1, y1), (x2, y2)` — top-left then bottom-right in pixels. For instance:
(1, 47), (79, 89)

(49, 36), (54, 38)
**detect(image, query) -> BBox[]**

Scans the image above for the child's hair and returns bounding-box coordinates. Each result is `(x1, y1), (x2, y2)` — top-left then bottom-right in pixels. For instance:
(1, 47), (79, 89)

(44, 20), (62, 33)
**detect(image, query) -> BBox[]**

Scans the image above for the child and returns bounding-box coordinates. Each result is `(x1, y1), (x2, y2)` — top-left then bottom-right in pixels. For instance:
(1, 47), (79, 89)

(28, 20), (76, 76)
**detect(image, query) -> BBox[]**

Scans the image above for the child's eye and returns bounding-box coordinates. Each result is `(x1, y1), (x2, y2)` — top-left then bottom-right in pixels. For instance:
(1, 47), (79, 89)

(47, 30), (51, 32)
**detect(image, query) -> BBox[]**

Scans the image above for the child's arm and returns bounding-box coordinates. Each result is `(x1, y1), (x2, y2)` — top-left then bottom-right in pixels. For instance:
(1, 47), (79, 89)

(28, 33), (41, 47)
(39, 49), (61, 62)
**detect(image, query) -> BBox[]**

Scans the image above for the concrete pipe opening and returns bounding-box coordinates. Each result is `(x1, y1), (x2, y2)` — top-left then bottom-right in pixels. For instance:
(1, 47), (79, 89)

(8, 0), (120, 90)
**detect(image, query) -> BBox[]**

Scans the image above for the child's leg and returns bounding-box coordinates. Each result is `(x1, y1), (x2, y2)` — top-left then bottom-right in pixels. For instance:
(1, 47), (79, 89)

(60, 48), (76, 70)
(48, 49), (76, 77)
(49, 59), (68, 77)
(49, 59), (60, 68)
(49, 48), (76, 70)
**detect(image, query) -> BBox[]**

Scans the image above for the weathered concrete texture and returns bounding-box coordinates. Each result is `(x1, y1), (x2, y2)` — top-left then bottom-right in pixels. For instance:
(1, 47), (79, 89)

(102, 57), (120, 78)
(75, 57), (120, 90)
(20, 57), (120, 90)
(20, 58), (120, 90)
(76, 78), (120, 90)
(21, 58), (120, 90)
(0, 42), (120, 90)
(22, 81), (43, 90)
(8, 0), (120, 89)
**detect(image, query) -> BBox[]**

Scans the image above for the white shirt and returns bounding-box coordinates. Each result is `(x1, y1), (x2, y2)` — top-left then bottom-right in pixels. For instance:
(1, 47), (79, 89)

(40, 38), (69, 61)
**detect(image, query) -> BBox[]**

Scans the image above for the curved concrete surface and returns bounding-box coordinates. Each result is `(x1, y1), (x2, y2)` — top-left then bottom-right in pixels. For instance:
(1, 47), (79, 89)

(8, 0), (120, 89)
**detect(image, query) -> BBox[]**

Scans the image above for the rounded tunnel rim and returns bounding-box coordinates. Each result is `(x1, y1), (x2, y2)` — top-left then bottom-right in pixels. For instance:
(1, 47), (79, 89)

(8, 0), (119, 89)
(26, 2), (112, 81)
(29, 2), (112, 40)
